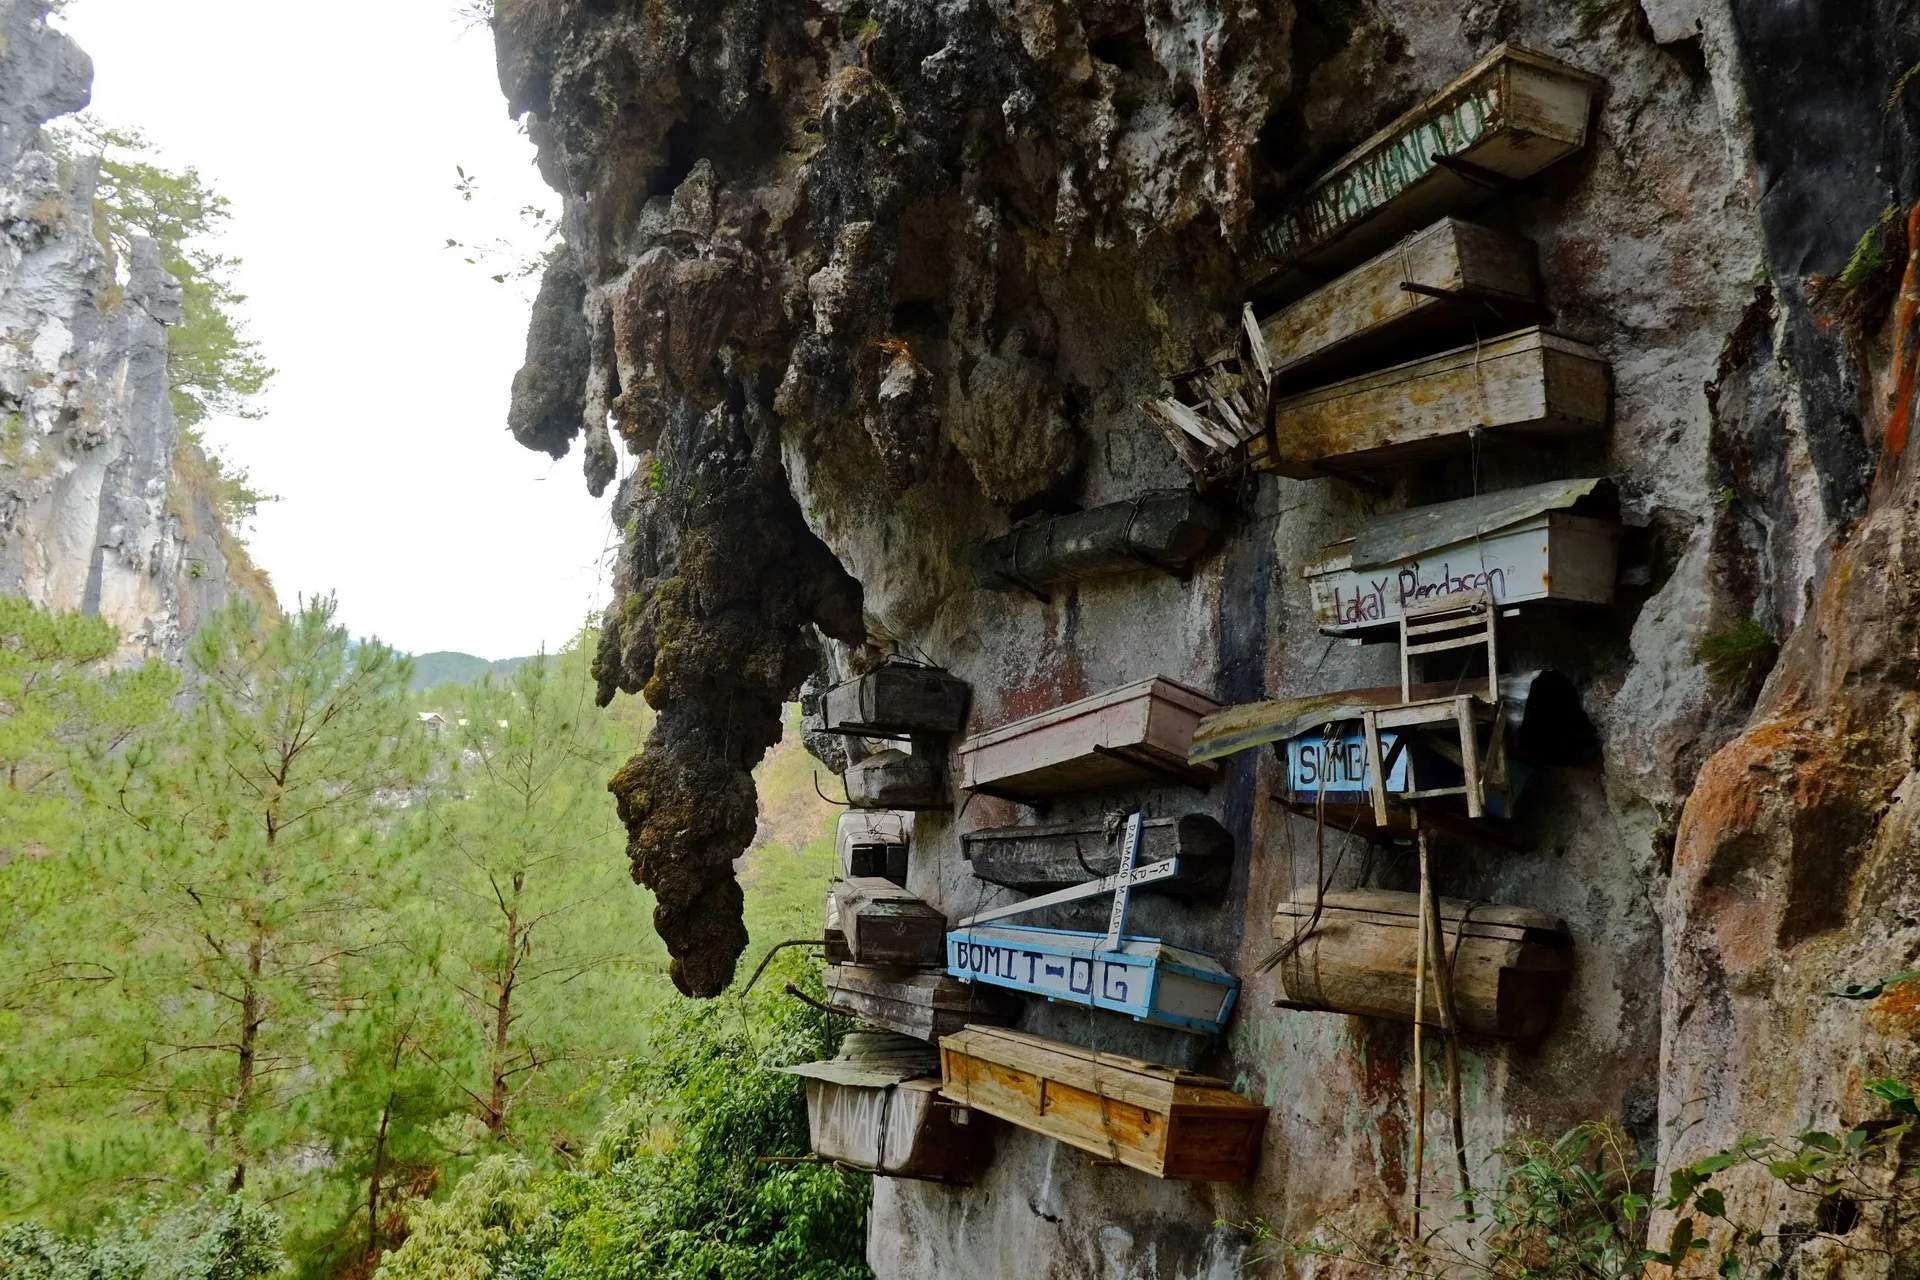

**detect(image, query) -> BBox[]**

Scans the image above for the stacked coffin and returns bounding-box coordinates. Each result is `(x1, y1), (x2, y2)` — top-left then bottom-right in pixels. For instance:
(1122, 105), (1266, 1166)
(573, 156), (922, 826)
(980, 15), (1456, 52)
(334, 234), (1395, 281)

(822, 658), (970, 812)
(1146, 44), (1610, 482)
(957, 676), (1221, 802)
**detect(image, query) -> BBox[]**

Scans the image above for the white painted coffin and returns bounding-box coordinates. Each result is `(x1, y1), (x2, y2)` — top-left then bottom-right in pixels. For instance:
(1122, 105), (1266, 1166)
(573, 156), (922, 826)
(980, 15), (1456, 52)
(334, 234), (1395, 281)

(1304, 479), (1620, 634)
(945, 924), (1239, 1035)
(784, 1032), (992, 1182)
(957, 677), (1221, 801)
(1253, 44), (1603, 272)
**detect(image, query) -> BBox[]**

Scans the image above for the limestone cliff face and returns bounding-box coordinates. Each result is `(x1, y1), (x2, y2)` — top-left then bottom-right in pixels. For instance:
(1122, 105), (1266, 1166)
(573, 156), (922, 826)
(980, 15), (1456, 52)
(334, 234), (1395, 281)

(0, 0), (249, 662)
(496, 0), (1920, 1273)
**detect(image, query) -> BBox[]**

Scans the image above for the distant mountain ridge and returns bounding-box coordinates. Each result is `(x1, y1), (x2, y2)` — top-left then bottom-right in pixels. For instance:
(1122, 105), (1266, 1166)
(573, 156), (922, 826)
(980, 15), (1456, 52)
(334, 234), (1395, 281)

(408, 651), (534, 691)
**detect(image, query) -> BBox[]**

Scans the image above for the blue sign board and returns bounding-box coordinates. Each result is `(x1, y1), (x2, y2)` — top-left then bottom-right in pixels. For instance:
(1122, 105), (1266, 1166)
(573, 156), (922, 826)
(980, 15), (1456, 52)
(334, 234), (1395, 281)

(946, 924), (1239, 1036)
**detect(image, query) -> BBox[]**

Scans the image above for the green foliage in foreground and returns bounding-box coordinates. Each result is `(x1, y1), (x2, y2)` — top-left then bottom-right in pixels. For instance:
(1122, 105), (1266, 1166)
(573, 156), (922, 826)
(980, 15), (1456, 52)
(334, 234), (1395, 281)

(375, 958), (870, 1280)
(0, 1196), (282, 1280)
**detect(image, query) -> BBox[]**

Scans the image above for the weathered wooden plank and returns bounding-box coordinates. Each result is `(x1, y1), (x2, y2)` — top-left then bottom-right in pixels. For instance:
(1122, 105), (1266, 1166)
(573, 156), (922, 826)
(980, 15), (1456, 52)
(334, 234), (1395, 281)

(973, 491), (1227, 592)
(828, 878), (947, 967)
(821, 662), (970, 738)
(945, 924), (1240, 1035)
(824, 965), (1018, 1042)
(939, 1026), (1266, 1181)
(1248, 327), (1609, 479)
(1259, 218), (1539, 385)
(960, 814), (1234, 900)
(1253, 45), (1603, 273)
(1271, 890), (1572, 1038)
(958, 677), (1222, 801)
(1308, 510), (1620, 634)
(844, 746), (947, 812)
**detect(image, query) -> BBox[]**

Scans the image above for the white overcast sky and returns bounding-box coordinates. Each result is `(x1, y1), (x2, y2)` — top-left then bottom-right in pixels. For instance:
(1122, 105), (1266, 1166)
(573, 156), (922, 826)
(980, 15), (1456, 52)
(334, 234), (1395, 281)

(56, 1), (621, 660)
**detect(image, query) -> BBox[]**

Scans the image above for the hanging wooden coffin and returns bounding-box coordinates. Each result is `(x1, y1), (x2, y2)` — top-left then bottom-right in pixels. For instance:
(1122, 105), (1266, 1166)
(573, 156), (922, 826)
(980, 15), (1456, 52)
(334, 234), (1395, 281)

(1247, 327), (1609, 479)
(961, 814), (1234, 900)
(1270, 890), (1573, 1039)
(836, 810), (911, 885)
(973, 491), (1226, 592)
(940, 1025), (1268, 1182)
(824, 964), (1019, 1042)
(821, 662), (970, 739)
(825, 878), (947, 967)
(1305, 478), (1620, 635)
(1258, 218), (1539, 386)
(784, 1032), (993, 1182)
(958, 677), (1222, 802)
(946, 924), (1239, 1035)
(845, 745), (947, 811)
(1252, 44), (1603, 274)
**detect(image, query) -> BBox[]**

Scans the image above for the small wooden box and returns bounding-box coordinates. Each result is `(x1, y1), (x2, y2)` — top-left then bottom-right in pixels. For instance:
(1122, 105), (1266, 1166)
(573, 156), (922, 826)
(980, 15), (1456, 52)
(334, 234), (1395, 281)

(822, 663), (970, 738)
(1271, 890), (1572, 1039)
(828, 878), (947, 968)
(961, 814), (1233, 900)
(845, 747), (947, 812)
(939, 1025), (1267, 1182)
(1253, 44), (1603, 272)
(785, 1033), (993, 1183)
(1249, 327), (1609, 479)
(824, 964), (1018, 1042)
(958, 677), (1222, 801)
(1260, 218), (1538, 386)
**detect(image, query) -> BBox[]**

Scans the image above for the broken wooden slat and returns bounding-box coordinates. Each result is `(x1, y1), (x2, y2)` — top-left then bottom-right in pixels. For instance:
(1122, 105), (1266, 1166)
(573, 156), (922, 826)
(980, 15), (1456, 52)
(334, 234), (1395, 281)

(1270, 890), (1573, 1039)
(821, 662), (970, 739)
(972, 491), (1226, 592)
(958, 677), (1222, 802)
(827, 878), (948, 967)
(824, 964), (1018, 1042)
(1260, 218), (1539, 385)
(1247, 327), (1609, 479)
(945, 924), (1241, 1035)
(1253, 45), (1603, 274)
(961, 814), (1233, 900)
(939, 1025), (1267, 1181)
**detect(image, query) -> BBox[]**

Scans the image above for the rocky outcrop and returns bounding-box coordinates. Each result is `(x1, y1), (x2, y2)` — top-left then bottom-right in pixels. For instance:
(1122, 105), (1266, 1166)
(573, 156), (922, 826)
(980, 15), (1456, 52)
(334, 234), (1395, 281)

(496, 0), (1920, 1272)
(0, 0), (250, 661)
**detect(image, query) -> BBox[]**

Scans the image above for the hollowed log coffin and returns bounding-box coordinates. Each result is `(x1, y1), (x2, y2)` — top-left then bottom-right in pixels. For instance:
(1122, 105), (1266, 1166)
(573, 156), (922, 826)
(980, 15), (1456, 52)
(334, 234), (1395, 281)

(939, 1025), (1267, 1182)
(824, 878), (947, 968)
(973, 491), (1226, 592)
(1270, 889), (1573, 1039)
(845, 745), (947, 811)
(960, 814), (1234, 900)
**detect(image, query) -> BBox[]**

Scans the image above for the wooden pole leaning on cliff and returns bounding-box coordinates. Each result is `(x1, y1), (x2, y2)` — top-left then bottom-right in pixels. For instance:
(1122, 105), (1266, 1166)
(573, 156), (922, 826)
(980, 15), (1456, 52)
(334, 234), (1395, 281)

(1411, 829), (1430, 1240)
(1423, 836), (1477, 1225)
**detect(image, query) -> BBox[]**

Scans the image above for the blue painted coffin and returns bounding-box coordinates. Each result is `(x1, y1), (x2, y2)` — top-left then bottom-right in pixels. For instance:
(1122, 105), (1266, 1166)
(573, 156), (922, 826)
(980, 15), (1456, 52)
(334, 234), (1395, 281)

(945, 924), (1239, 1035)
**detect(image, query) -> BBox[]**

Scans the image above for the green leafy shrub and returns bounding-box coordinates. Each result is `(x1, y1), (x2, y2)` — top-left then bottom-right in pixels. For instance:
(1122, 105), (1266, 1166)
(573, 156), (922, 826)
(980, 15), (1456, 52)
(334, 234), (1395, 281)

(0, 1196), (282, 1280)
(1696, 618), (1778, 692)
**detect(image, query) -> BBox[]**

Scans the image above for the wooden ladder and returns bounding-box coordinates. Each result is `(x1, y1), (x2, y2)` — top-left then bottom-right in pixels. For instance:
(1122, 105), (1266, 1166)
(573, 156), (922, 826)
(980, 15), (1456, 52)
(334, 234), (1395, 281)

(1362, 590), (1505, 825)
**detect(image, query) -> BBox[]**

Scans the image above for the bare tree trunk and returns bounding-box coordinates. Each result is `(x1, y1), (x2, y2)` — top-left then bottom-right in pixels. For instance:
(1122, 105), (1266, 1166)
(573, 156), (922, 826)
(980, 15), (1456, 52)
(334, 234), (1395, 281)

(367, 1093), (393, 1263)
(229, 933), (263, 1192)
(485, 879), (522, 1139)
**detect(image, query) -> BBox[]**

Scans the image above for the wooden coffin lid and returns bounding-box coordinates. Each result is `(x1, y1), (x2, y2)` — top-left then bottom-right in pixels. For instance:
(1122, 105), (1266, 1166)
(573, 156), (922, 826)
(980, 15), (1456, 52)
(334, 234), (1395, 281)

(960, 676), (1222, 752)
(784, 1031), (939, 1088)
(1272, 888), (1570, 944)
(831, 878), (944, 919)
(941, 1025), (1262, 1114)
